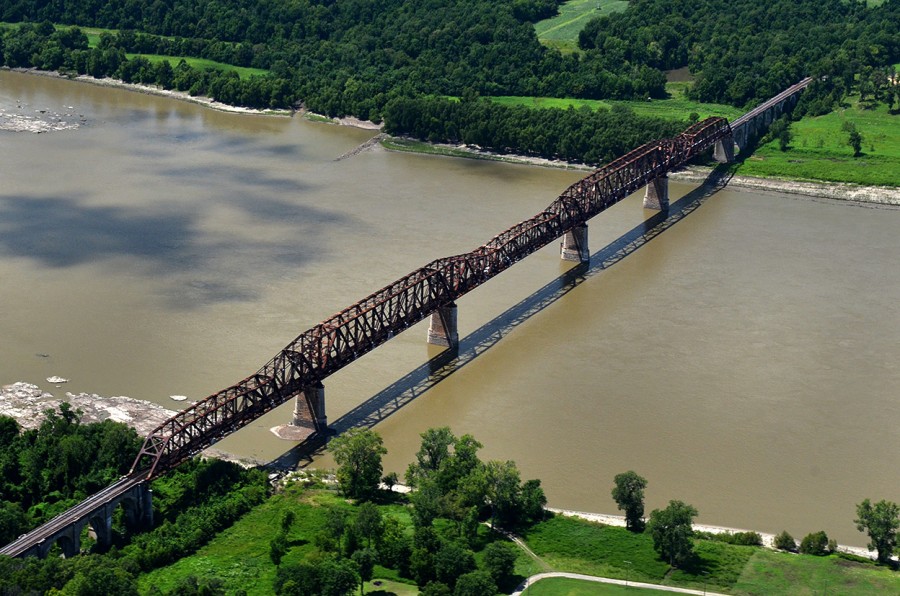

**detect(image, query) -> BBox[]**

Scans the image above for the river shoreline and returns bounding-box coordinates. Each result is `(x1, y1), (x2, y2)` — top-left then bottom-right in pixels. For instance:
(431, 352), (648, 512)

(5, 67), (897, 206)
(0, 380), (885, 560)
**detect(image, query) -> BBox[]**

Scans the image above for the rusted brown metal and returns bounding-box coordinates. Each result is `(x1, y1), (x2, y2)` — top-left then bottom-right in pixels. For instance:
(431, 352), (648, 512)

(131, 116), (737, 479)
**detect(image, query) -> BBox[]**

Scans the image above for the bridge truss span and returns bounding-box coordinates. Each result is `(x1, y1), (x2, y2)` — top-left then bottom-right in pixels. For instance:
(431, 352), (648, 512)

(131, 115), (737, 480)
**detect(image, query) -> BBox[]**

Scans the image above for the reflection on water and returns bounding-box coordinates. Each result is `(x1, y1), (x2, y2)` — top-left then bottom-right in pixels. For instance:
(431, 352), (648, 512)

(1, 70), (898, 547)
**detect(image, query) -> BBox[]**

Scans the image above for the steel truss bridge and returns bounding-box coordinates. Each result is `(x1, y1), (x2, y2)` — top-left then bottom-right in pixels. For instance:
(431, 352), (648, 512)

(0, 78), (812, 559)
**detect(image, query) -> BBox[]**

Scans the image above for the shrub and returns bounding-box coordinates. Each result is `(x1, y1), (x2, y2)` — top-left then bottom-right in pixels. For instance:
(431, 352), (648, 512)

(799, 531), (831, 556)
(697, 531), (762, 546)
(774, 530), (797, 552)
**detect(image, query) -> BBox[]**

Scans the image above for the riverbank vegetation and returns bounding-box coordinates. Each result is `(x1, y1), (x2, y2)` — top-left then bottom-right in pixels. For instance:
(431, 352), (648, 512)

(1, 419), (898, 594)
(728, 96), (900, 186)
(0, 0), (896, 184)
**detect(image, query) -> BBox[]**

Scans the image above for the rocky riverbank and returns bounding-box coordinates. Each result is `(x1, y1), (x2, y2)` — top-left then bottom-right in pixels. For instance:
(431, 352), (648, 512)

(0, 381), (176, 435)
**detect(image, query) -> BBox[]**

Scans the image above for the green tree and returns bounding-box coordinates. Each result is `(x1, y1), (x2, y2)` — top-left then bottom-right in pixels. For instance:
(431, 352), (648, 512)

(351, 548), (377, 595)
(483, 541), (517, 588)
(320, 557), (360, 596)
(269, 532), (288, 566)
(611, 471), (648, 532)
(799, 530), (831, 556)
(482, 460), (521, 530)
(647, 500), (697, 567)
(842, 121), (864, 156)
(855, 499), (900, 564)
(329, 429), (387, 501)
(406, 427), (455, 487)
(774, 530), (797, 552)
(434, 541), (476, 589)
(452, 570), (496, 596)
(354, 501), (384, 548)
(420, 582), (452, 596)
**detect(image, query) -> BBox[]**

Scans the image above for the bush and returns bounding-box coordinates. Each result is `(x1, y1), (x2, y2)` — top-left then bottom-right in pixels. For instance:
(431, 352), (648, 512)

(697, 531), (762, 546)
(799, 531), (831, 556)
(774, 530), (797, 552)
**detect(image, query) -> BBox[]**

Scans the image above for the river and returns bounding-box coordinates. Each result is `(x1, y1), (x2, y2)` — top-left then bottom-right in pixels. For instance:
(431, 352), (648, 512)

(1, 70), (897, 548)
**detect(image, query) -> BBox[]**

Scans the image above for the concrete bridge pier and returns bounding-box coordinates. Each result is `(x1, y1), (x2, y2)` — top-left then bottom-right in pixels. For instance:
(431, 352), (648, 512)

(643, 175), (669, 210)
(427, 303), (459, 349)
(560, 224), (589, 262)
(294, 382), (327, 431)
(713, 134), (735, 163)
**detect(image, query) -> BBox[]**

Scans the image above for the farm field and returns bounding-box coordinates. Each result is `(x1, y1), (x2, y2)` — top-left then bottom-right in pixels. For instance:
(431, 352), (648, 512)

(534, 0), (628, 52)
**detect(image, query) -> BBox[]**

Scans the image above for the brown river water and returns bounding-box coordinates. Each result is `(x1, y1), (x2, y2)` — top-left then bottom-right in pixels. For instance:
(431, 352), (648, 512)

(1, 70), (897, 547)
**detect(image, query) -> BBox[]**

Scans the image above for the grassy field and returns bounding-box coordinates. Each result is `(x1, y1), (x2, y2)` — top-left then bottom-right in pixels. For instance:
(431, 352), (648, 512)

(490, 81), (744, 122)
(77, 25), (269, 79)
(125, 53), (268, 79)
(734, 97), (900, 186)
(137, 487), (360, 595)
(534, 0), (628, 52)
(520, 515), (900, 595)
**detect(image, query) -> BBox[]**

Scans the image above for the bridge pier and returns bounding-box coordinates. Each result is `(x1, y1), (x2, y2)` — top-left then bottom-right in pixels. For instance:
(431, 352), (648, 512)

(713, 134), (735, 163)
(301, 382), (328, 432)
(427, 303), (459, 349)
(643, 175), (669, 210)
(560, 224), (589, 262)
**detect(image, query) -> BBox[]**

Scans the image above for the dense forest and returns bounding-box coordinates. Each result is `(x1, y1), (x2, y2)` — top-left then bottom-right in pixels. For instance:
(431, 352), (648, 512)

(0, 0), (897, 164)
(578, 0), (900, 109)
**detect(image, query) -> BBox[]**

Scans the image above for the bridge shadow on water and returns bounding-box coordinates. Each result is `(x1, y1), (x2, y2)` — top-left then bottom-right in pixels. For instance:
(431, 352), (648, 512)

(267, 166), (734, 470)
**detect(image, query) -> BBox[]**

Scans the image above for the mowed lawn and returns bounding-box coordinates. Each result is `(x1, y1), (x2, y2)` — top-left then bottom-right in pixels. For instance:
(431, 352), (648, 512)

(534, 0), (628, 52)
(736, 97), (900, 186)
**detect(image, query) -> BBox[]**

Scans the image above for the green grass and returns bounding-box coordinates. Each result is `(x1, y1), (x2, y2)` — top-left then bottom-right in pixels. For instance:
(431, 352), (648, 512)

(521, 516), (670, 584)
(137, 487), (353, 595)
(523, 577), (684, 595)
(521, 515), (900, 595)
(365, 578), (420, 596)
(490, 81), (744, 122)
(1, 23), (269, 79)
(534, 0), (628, 53)
(733, 549), (900, 595)
(734, 96), (900, 186)
(125, 53), (268, 79)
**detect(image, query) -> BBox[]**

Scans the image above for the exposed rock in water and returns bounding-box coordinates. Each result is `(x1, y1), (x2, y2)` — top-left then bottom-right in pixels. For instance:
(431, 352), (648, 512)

(0, 381), (176, 436)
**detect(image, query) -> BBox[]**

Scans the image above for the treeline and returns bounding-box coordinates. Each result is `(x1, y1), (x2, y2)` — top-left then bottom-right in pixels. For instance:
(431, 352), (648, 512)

(579, 0), (900, 108)
(0, 23), (295, 108)
(1, 0), (667, 117)
(383, 95), (688, 165)
(0, 404), (142, 544)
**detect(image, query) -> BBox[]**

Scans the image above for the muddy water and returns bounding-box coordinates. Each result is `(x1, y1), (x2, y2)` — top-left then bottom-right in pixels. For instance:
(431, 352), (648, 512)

(1, 70), (897, 547)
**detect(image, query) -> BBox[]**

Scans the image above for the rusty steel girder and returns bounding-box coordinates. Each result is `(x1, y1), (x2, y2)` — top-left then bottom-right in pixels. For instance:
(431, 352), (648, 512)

(131, 116), (736, 480)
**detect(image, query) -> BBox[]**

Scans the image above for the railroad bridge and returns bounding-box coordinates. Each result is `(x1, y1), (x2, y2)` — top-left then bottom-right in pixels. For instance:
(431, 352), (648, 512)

(0, 78), (811, 559)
